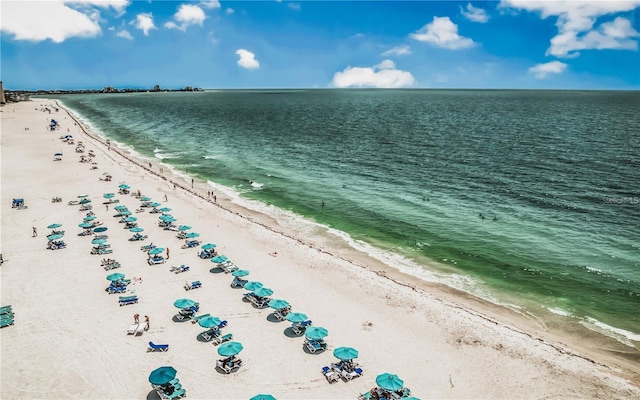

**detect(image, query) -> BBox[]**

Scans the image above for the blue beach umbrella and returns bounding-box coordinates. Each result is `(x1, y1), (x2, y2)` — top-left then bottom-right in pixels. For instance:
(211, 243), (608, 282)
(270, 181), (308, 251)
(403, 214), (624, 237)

(141, 196), (152, 201)
(285, 312), (308, 323)
(94, 226), (108, 233)
(232, 269), (250, 277)
(159, 207), (172, 212)
(149, 202), (161, 207)
(333, 346), (359, 361)
(243, 281), (263, 291)
(103, 193), (115, 198)
(201, 243), (216, 250)
(92, 238), (106, 245)
(268, 299), (290, 310)
(173, 298), (196, 309)
(217, 341), (243, 357)
(114, 205), (127, 211)
(148, 366), (177, 385)
(130, 227), (144, 233)
(120, 210), (132, 216)
(198, 316), (222, 328)
(253, 288), (273, 298)
(47, 223), (62, 229)
(185, 232), (200, 238)
(304, 326), (328, 340)
(79, 223), (93, 228)
(159, 215), (175, 221)
(47, 233), (63, 241)
(118, 184), (130, 189)
(106, 273), (125, 281)
(124, 216), (137, 222)
(149, 247), (165, 255)
(376, 373), (404, 392)
(211, 255), (227, 263)
(250, 395), (276, 400)
(79, 198), (91, 204)
(83, 215), (96, 221)
(178, 225), (192, 231)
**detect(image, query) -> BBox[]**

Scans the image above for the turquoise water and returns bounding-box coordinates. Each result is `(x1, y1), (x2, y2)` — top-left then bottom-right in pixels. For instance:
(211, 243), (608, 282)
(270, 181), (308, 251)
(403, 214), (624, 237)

(55, 90), (640, 345)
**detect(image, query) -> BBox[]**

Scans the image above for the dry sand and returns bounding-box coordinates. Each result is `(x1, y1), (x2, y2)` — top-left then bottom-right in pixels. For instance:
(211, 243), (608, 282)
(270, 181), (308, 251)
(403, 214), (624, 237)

(1, 100), (639, 400)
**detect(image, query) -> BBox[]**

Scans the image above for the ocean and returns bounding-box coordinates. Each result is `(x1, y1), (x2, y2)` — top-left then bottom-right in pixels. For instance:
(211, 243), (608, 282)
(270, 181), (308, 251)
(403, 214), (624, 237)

(54, 89), (640, 348)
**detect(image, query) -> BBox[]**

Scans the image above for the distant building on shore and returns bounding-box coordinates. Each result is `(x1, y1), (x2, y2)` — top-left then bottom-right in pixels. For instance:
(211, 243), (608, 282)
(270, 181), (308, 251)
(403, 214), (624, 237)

(0, 81), (5, 104)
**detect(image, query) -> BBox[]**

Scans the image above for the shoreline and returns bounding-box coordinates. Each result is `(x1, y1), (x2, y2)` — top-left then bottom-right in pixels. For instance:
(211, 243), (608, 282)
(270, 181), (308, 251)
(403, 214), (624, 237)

(2, 99), (639, 398)
(58, 99), (640, 377)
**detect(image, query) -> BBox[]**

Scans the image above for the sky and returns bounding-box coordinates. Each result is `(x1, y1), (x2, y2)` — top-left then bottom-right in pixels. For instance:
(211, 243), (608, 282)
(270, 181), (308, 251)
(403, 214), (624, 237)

(1, 0), (639, 90)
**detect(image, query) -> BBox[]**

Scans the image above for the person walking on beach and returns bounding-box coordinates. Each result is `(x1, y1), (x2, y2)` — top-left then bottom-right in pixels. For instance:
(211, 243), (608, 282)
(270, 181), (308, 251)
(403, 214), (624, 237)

(144, 315), (150, 331)
(163, 194), (168, 202)
(134, 313), (140, 323)
(213, 195), (217, 203)
(106, 204), (109, 211)
(166, 248), (170, 259)
(32, 227), (37, 237)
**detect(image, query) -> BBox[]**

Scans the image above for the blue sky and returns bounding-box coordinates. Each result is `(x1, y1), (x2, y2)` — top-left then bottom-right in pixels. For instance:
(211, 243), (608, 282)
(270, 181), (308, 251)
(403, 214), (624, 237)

(1, 1), (639, 90)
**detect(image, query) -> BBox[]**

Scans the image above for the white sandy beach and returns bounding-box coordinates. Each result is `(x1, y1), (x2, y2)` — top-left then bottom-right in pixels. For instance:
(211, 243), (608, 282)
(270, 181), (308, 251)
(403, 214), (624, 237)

(1, 100), (639, 400)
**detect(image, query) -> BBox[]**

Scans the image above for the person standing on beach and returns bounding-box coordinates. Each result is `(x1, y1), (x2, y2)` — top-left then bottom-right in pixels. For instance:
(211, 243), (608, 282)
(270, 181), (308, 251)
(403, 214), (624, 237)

(144, 315), (150, 330)
(163, 194), (168, 202)
(32, 227), (37, 237)
(166, 248), (170, 259)
(134, 313), (139, 323)
(213, 195), (217, 203)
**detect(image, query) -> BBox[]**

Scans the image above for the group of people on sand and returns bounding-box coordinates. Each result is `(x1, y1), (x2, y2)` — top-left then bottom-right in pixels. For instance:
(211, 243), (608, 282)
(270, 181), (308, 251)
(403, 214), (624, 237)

(133, 313), (150, 330)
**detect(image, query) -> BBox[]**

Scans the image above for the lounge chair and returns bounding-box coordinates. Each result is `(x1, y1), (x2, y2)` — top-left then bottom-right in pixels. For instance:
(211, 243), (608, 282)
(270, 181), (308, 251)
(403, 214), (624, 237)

(170, 265), (189, 274)
(358, 391), (373, 400)
(304, 338), (326, 353)
(129, 233), (148, 241)
(216, 357), (243, 374)
(127, 323), (138, 335)
(159, 388), (186, 400)
(322, 366), (340, 383)
(134, 323), (145, 336)
(184, 280), (201, 290)
(340, 367), (364, 381)
(148, 256), (166, 265)
(0, 305), (13, 316)
(176, 308), (195, 321)
(106, 285), (127, 294)
(118, 295), (138, 306)
(274, 307), (291, 321)
(231, 277), (247, 288)
(211, 333), (233, 346)
(140, 243), (155, 251)
(181, 240), (201, 249)
(220, 261), (239, 274)
(202, 328), (221, 341)
(104, 262), (121, 270)
(147, 342), (170, 352)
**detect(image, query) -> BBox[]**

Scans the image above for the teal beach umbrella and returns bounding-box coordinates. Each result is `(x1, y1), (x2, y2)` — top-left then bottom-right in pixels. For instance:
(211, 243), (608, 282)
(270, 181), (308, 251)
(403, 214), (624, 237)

(211, 255), (227, 263)
(149, 247), (164, 255)
(47, 223), (62, 229)
(159, 207), (172, 212)
(304, 326), (328, 340)
(250, 395), (276, 400)
(130, 227), (144, 232)
(94, 226), (108, 232)
(201, 243), (216, 250)
(148, 366), (177, 385)
(285, 312), (308, 323)
(178, 225), (192, 231)
(268, 299), (290, 310)
(79, 198), (91, 204)
(141, 196), (152, 201)
(106, 273), (125, 281)
(185, 232), (200, 238)
(92, 238), (106, 245)
(47, 233), (63, 241)
(217, 341), (243, 357)
(77, 194), (89, 198)
(376, 373), (404, 392)
(232, 269), (250, 277)
(83, 215), (96, 221)
(198, 316), (222, 328)
(103, 193), (115, 198)
(173, 298), (196, 309)
(79, 223), (93, 228)
(124, 216), (137, 222)
(253, 288), (273, 298)
(243, 281), (263, 291)
(333, 346), (359, 361)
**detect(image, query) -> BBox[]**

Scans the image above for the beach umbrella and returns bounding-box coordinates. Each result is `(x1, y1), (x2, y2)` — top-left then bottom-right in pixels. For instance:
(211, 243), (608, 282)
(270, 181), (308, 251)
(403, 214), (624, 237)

(285, 312), (308, 323)
(94, 226), (108, 233)
(159, 215), (175, 221)
(47, 233), (63, 241)
(333, 346), (359, 361)
(376, 373), (404, 392)
(148, 366), (177, 385)
(217, 341), (243, 357)
(159, 207), (172, 212)
(198, 316), (222, 328)
(201, 243), (216, 250)
(92, 238), (106, 245)
(185, 232), (200, 238)
(243, 281), (263, 291)
(268, 299), (290, 310)
(232, 269), (250, 277)
(149, 247), (165, 255)
(106, 273), (125, 281)
(173, 298), (196, 309)
(140, 196), (152, 201)
(250, 395), (276, 400)
(211, 255), (227, 264)
(124, 216), (137, 222)
(79, 199), (91, 204)
(120, 211), (132, 216)
(47, 223), (62, 229)
(79, 222), (93, 228)
(150, 202), (161, 207)
(178, 225), (192, 231)
(114, 205), (127, 211)
(304, 326), (328, 340)
(403, 397), (421, 400)
(83, 215), (96, 221)
(103, 193), (115, 198)
(119, 184), (130, 189)
(77, 194), (89, 198)
(130, 227), (144, 233)
(253, 288), (273, 298)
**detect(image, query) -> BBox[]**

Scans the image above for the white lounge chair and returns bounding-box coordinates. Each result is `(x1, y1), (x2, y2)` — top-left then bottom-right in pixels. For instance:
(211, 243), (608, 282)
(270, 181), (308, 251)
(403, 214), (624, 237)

(127, 323), (138, 335)
(135, 323), (146, 336)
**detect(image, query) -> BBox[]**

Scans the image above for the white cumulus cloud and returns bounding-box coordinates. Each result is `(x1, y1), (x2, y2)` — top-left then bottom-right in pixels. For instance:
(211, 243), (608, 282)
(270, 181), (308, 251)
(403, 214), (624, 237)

(165, 4), (206, 31)
(410, 16), (476, 49)
(200, 0), (221, 9)
(236, 49), (260, 70)
(461, 3), (489, 23)
(0, 0), (129, 43)
(135, 13), (156, 36)
(382, 45), (411, 56)
(226, 8), (234, 15)
(528, 60), (568, 79)
(116, 29), (133, 40)
(501, 0), (640, 57)
(331, 59), (415, 88)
